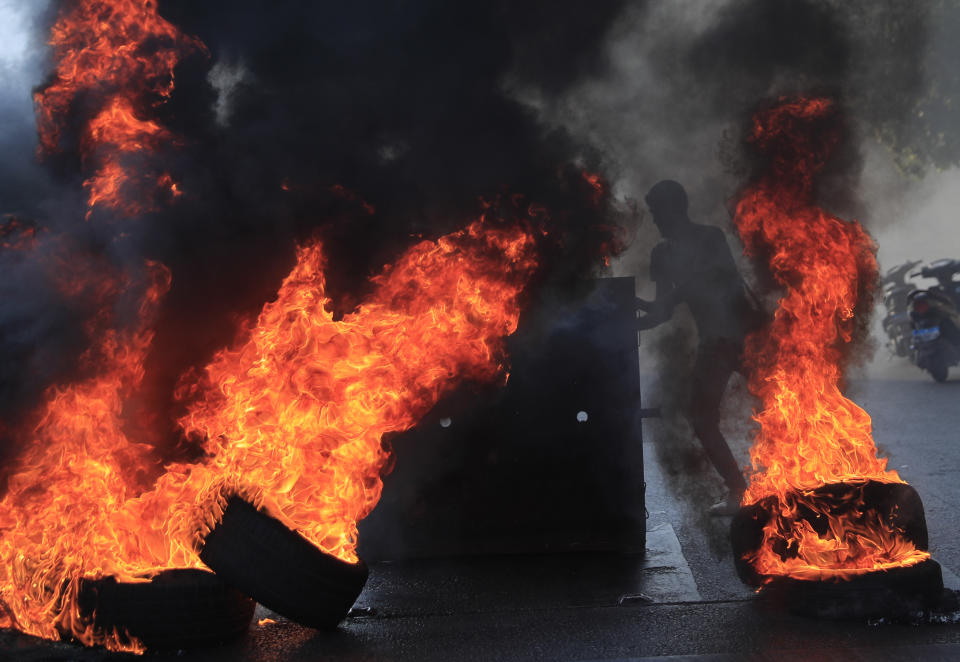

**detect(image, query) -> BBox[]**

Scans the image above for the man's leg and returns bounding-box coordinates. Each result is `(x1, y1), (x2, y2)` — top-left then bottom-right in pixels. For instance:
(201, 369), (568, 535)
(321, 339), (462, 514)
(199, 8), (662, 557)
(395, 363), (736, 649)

(690, 344), (747, 495)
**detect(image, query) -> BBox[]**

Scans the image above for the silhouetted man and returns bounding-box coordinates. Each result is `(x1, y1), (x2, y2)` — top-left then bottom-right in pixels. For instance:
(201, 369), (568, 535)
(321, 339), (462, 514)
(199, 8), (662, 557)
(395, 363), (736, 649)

(637, 180), (755, 516)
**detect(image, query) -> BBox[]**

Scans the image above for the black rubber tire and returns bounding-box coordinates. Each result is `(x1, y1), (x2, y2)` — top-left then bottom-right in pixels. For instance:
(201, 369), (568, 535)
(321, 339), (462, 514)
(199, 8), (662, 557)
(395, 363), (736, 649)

(929, 363), (949, 382)
(199, 497), (369, 629)
(75, 568), (255, 651)
(731, 481), (929, 587)
(761, 559), (944, 620)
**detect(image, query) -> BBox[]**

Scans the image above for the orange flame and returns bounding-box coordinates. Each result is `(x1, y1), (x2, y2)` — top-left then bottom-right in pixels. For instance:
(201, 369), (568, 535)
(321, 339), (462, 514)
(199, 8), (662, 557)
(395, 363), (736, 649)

(157, 218), (539, 562)
(0, 262), (174, 651)
(0, 218), (538, 650)
(34, 0), (205, 217)
(733, 97), (929, 580)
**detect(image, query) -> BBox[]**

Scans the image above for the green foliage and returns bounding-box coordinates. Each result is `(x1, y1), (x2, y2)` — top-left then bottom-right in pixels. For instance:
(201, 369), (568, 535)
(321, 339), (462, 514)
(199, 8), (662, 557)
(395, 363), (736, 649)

(844, 0), (960, 175)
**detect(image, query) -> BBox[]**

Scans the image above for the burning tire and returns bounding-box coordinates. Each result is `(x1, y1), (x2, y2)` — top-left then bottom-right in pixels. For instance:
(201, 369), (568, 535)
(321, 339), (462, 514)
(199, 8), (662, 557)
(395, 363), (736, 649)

(730, 481), (929, 587)
(730, 481), (944, 619)
(761, 558), (944, 620)
(199, 497), (369, 629)
(75, 568), (255, 650)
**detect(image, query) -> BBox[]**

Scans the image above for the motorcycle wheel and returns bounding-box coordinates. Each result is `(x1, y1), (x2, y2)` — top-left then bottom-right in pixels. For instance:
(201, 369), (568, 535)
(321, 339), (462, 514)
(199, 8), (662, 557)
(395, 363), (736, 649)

(928, 363), (949, 382)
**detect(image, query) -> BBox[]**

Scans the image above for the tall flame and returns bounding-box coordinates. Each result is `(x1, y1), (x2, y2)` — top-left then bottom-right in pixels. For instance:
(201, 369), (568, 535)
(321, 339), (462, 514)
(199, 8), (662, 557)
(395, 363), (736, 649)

(0, 261), (174, 651)
(733, 97), (928, 580)
(141, 218), (539, 562)
(0, 218), (538, 650)
(33, 0), (204, 218)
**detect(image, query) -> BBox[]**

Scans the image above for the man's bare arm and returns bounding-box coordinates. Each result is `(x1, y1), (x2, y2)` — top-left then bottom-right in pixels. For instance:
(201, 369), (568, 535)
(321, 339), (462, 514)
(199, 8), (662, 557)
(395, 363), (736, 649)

(637, 280), (675, 330)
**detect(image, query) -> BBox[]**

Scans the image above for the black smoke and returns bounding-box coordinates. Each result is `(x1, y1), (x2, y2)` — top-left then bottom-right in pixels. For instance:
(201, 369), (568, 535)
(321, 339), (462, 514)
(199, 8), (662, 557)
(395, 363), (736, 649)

(1, 0), (951, 472)
(0, 0), (633, 457)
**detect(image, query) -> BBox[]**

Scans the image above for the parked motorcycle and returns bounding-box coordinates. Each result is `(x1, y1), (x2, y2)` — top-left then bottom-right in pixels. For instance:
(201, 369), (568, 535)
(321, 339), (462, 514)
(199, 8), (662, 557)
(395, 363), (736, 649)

(907, 259), (960, 382)
(881, 260), (921, 359)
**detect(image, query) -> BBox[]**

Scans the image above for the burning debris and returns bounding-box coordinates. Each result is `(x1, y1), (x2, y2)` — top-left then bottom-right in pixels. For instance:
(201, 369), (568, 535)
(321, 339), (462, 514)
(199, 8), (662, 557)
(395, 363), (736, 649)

(729, 97), (940, 613)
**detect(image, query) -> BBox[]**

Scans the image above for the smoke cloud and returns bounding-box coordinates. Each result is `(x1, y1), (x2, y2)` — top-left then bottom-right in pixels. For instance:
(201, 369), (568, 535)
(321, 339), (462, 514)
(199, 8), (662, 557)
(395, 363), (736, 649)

(517, 0), (956, 508)
(3, 0), (959, 481)
(0, 0), (633, 460)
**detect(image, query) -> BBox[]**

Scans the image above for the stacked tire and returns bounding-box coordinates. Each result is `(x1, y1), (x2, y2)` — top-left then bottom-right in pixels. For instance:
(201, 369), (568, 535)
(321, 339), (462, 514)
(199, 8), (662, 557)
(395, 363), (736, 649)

(199, 497), (369, 629)
(73, 569), (256, 651)
(64, 498), (368, 652)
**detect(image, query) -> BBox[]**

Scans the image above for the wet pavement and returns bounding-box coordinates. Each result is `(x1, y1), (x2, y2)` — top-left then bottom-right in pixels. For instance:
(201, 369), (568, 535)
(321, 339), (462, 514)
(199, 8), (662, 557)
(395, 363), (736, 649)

(4, 373), (960, 661)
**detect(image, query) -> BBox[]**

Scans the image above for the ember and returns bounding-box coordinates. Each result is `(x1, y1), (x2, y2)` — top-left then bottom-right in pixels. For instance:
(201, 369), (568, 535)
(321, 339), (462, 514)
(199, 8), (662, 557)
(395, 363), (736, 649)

(732, 97), (931, 583)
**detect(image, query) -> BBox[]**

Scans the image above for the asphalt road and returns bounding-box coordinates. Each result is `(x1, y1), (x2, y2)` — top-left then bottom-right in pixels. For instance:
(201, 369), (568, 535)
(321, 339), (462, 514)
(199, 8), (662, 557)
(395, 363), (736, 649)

(4, 367), (960, 661)
(851, 372), (960, 578)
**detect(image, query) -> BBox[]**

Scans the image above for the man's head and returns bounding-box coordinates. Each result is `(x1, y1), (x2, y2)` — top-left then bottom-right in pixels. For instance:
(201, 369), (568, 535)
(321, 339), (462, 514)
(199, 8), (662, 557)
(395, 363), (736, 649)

(645, 180), (689, 238)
